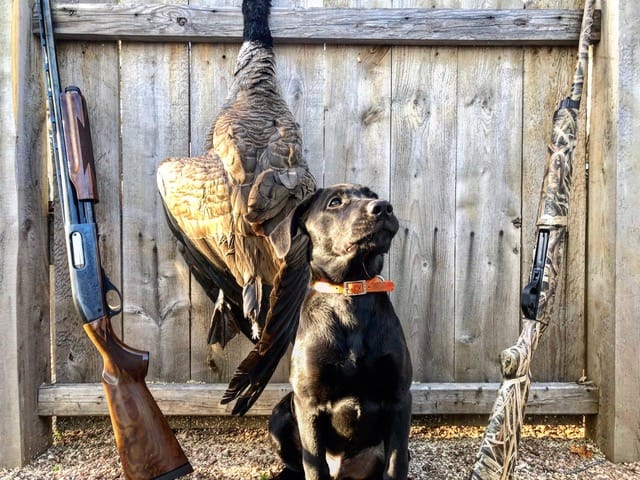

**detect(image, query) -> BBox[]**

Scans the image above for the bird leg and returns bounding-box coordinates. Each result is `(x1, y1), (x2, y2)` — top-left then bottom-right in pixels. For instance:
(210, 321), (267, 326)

(242, 276), (263, 340)
(207, 289), (240, 348)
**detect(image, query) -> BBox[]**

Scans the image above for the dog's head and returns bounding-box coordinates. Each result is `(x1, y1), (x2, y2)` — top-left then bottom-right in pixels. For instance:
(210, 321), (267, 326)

(270, 184), (399, 283)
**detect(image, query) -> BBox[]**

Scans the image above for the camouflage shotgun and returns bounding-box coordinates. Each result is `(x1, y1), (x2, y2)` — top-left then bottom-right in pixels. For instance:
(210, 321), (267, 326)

(470, 0), (596, 478)
(37, 0), (192, 478)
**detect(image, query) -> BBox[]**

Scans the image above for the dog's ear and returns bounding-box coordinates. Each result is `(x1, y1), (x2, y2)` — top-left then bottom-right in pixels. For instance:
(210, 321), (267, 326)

(269, 190), (319, 259)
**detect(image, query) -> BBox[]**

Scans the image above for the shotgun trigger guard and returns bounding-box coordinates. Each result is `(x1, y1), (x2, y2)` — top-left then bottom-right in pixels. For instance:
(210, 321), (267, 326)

(102, 270), (122, 316)
(521, 268), (543, 320)
(521, 229), (550, 321)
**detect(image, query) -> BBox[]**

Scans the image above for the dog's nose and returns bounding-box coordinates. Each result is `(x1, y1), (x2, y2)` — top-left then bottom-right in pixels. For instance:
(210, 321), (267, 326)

(367, 199), (393, 217)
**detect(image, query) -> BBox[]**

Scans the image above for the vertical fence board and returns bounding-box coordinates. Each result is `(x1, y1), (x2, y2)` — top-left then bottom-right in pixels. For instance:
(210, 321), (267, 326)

(54, 29), (120, 383)
(454, 47), (523, 382)
(188, 0), (243, 384)
(447, 0), (525, 384)
(522, 46), (586, 382)
(322, 0), (391, 196)
(1, 0), (51, 466)
(277, 43), (326, 185)
(390, 44), (458, 382)
(587, 0), (640, 462)
(322, 43), (391, 193)
(120, 8), (191, 381)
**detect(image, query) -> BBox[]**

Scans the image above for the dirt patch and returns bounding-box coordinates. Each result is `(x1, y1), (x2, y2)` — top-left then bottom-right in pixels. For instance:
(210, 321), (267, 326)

(2, 417), (639, 479)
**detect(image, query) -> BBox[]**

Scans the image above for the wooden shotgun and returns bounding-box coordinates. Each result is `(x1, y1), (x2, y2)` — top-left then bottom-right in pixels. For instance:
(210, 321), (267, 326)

(38, 0), (192, 478)
(469, 0), (596, 478)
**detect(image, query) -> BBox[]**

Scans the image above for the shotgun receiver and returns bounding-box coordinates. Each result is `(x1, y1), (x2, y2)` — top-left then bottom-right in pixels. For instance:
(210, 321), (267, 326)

(38, 1), (192, 478)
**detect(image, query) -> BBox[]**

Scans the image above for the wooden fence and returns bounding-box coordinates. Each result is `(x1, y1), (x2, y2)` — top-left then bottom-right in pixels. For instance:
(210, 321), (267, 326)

(2, 0), (639, 469)
(48, 0), (594, 388)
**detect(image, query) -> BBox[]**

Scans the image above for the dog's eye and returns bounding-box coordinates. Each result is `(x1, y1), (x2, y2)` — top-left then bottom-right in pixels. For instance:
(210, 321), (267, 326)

(327, 197), (342, 209)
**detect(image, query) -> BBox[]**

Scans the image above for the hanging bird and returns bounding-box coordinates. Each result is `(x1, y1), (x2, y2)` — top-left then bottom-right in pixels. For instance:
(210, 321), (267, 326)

(157, 0), (316, 414)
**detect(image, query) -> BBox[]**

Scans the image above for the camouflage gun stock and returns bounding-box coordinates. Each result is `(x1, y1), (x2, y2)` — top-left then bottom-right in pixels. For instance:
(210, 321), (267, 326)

(470, 0), (596, 478)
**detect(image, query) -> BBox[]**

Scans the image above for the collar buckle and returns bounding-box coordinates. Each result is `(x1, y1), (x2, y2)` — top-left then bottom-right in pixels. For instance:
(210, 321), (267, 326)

(343, 280), (367, 296)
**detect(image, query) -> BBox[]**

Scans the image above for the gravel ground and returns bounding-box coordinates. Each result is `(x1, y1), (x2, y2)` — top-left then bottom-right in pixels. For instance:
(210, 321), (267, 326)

(2, 417), (639, 479)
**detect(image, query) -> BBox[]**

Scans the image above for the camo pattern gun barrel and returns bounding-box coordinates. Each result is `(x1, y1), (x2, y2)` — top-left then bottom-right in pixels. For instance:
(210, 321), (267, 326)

(470, 1), (595, 478)
(537, 0), (593, 227)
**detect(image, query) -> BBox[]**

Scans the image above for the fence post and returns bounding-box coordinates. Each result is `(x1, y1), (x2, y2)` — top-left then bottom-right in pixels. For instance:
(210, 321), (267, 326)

(0, 0), (52, 468)
(586, 0), (640, 463)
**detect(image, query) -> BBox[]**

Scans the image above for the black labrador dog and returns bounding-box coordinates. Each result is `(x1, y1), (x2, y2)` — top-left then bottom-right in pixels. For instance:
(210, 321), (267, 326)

(268, 184), (413, 480)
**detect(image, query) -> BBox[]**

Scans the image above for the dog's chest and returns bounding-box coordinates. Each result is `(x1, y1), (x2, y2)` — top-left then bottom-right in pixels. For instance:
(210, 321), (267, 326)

(292, 296), (401, 404)
(334, 330), (365, 374)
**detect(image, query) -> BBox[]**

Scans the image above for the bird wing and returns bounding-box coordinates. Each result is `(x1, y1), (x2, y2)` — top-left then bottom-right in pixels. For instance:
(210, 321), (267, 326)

(221, 232), (311, 415)
(157, 153), (235, 268)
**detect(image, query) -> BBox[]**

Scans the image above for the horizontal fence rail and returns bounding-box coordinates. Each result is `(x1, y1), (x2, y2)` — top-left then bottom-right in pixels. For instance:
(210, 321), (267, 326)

(38, 382), (598, 417)
(32, 3), (601, 46)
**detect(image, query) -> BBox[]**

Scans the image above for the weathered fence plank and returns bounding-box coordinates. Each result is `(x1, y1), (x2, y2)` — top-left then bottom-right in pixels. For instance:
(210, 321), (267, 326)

(586, 0), (640, 462)
(390, 40), (458, 382)
(324, 0), (391, 188)
(388, 0), (455, 384)
(454, 45), (523, 382)
(37, 382), (599, 416)
(1, 0), (51, 467)
(120, 9), (192, 381)
(32, 3), (601, 46)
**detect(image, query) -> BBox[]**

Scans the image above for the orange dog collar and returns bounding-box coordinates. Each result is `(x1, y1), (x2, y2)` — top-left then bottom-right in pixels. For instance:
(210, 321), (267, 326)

(311, 275), (394, 296)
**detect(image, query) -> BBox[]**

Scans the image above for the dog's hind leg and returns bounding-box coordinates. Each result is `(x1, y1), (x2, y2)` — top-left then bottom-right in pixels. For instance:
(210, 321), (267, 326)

(269, 393), (304, 479)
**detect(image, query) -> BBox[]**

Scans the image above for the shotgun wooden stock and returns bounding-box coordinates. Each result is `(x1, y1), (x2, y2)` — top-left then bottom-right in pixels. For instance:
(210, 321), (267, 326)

(84, 317), (192, 480)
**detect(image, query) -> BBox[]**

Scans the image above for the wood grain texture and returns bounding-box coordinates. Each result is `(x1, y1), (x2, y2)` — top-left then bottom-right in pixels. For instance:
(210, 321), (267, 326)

(390, 43), (457, 382)
(32, 3), (601, 46)
(0, 0), (51, 467)
(586, 0), (640, 462)
(120, 0), (191, 382)
(322, 42), (392, 191)
(453, 46), (523, 382)
(37, 382), (598, 416)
